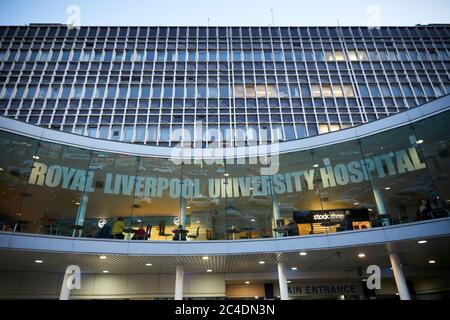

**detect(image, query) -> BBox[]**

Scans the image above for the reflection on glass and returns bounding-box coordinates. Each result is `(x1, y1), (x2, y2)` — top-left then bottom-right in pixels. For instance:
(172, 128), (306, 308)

(0, 110), (449, 240)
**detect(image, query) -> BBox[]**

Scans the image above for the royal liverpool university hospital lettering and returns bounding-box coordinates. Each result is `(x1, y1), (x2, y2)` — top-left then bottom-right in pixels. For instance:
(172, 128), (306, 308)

(27, 146), (426, 199)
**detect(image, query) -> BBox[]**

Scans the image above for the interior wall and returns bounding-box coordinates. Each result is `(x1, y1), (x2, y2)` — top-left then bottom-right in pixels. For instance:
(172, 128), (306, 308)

(0, 271), (226, 299)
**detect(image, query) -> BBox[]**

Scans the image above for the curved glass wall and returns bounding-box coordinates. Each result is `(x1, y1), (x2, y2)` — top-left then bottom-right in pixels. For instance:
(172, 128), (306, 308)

(0, 110), (449, 240)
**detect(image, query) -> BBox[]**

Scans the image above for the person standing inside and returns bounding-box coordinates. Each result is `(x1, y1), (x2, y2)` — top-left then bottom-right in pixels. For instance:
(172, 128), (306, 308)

(111, 217), (126, 239)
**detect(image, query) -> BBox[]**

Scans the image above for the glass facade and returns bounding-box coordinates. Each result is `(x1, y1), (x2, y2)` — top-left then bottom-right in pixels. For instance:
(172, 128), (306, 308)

(1, 110), (449, 240)
(0, 25), (449, 146)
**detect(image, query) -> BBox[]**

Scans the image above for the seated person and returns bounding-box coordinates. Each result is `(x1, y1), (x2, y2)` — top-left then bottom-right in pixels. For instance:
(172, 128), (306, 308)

(417, 199), (432, 221)
(95, 222), (111, 239)
(172, 224), (187, 241)
(132, 223), (146, 240)
(339, 210), (353, 231)
(285, 218), (299, 236)
(110, 217), (126, 239)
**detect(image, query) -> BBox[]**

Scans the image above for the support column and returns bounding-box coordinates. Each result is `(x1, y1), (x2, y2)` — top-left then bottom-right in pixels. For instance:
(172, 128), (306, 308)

(373, 188), (389, 226)
(73, 194), (88, 237)
(180, 197), (187, 227)
(389, 253), (411, 300)
(277, 262), (289, 300)
(175, 265), (184, 300)
(272, 198), (281, 237)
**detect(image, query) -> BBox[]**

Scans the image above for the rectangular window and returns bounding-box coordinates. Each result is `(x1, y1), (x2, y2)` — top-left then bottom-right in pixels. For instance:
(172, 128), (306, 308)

(295, 124), (306, 138)
(119, 86), (128, 99)
(245, 84), (256, 98)
(412, 84), (424, 97)
(84, 86), (93, 99)
(177, 51), (185, 61)
(368, 51), (379, 60)
(358, 84), (370, 97)
(197, 86), (207, 98)
(72, 86), (83, 98)
(186, 86), (195, 98)
(289, 84), (300, 97)
(358, 50), (368, 61)
(175, 86), (184, 98)
(208, 51), (217, 61)
(124, 126), (134, 142)
(160, 127), (170, 141)
(61, 86), (71, 99)
(135, 126), (145, 141)
(343, 85), (355, 97)
(198, 51), (207, 61)
(304, 50), (314, 61)
(220, 86), (229, 98)
(284, 51), (293, 61)
(188, 51), (196, 61)
(278, 85), (289, 98)
(26, 86), (37, 99)
(390, 85), (402, 97)
(49, 86), (60, 99)
(219, 51), (228, 61)
(332, 85), (343, 97)
(156, 51), (165, 61)
(233, 85), (245, 98)
(256, 85), (266, 97)
(319, 124), (329, 134)
(401, 84), (413, 96)
(422, 84), (434, 97)
(94, 86), (105, 99)
(387, 51), (398, 61)
(152, 85), (161, 98)
(294, 50), (303, 61)
(263, 50), (273, 61)
(163, 85), (173, 98)
(369, 85), (380, 97)
(141, 86), (151, 98)
(130, 86), (140, 98)
(334, 51), (345, 61)
(266, 85), (277, 97)
(311, 85), (321, 97)
(379, 85), (391, 97)
(107, 86), (116, 99)
(166, 50), (175, 61)
(284, 125), (295, 140)
(208, 85), (218, 98)
(253, 51), (262, 61)
(147, 126), (158, 141)
(433, 84), (444, 96)
(301, 85), (310, 97)
(274, 51), (283, 61)
(322, 84), (333, 97)
(347, 50), (358, 61)
(114, 51), (123, 62)
(37, 86), (48, 99)
(330, 124), (340, 132)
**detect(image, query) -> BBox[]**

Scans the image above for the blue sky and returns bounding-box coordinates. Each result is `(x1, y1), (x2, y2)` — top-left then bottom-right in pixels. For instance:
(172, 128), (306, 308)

(0, 0), (449, 26)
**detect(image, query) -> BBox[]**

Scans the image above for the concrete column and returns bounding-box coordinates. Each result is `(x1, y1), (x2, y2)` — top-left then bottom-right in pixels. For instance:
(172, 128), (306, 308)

(175, 265), (184, 300)
(73, 194), (88, 237)
(180, 197), (187, 227)
(373, 188), (389, 226)
(272, 198), (281, 237)
(277, 262), (289, 300)
(389, 253), (411, 300)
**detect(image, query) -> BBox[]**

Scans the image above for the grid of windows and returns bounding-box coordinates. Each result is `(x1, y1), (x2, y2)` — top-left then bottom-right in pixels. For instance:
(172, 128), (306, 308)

(0, 25), (449, 145)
